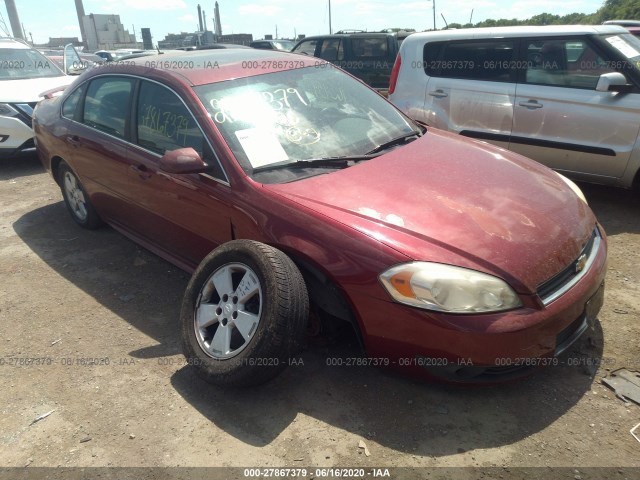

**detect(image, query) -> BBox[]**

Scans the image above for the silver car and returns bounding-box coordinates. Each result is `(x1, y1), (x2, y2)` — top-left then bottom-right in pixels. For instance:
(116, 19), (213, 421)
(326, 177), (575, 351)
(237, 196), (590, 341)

(389, 25), (640, 189)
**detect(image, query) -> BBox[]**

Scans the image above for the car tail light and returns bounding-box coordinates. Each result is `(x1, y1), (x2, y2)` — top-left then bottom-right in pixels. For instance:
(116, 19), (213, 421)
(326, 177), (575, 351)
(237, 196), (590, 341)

(388, 53), (401, 95)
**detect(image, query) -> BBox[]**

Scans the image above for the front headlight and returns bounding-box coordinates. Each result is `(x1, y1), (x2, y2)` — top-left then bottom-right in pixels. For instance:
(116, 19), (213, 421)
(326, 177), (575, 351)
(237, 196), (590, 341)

(379, 262), (522, 314)
(557, 172), (587, 204)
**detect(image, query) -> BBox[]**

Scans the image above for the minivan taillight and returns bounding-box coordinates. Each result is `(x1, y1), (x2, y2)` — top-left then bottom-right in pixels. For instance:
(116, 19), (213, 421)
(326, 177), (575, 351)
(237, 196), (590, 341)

(388, 53), (401, 95)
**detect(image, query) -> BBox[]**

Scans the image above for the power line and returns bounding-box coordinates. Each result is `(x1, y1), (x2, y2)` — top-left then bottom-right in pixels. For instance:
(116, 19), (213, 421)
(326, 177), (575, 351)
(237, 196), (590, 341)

(0, 10), (11, 36)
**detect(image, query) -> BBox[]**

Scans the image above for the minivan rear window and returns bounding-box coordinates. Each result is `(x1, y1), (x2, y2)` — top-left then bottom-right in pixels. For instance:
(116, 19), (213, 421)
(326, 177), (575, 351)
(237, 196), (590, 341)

(423, 40), (516, 81)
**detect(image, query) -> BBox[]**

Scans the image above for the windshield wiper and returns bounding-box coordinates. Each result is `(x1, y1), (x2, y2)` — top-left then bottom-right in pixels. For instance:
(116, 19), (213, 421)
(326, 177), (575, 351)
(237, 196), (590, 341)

(365, 131), (422, 155)
(253, 154), (380, 173)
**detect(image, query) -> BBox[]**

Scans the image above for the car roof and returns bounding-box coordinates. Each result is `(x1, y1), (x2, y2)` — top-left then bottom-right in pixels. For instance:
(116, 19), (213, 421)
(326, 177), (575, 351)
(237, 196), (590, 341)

(81, 49), (321, 86)
(403, 24), (628, 45)
(603, 20), (640, 26)
(251, 40), (289, 45)
(196, 43), (251, 50)
(296, 32), (395, 41)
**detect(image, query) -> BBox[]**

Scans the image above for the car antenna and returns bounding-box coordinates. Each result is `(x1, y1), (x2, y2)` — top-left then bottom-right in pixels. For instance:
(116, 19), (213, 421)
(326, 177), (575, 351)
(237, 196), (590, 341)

(441, 13), (449, 29)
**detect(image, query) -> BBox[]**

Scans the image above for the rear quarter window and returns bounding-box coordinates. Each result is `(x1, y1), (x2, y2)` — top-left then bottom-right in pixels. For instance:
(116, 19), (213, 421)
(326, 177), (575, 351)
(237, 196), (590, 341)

(423, 40), (516, 81)
(350, 37), (389, 59)
(61, 84), (86, 121)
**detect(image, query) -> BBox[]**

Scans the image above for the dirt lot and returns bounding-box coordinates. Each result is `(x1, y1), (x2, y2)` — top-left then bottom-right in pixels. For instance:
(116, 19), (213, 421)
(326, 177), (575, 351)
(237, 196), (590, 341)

(0, 155), (639, 476)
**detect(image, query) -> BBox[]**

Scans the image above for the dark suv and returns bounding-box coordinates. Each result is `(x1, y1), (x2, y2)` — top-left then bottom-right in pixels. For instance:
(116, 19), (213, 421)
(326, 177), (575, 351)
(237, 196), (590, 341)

(291, 32), (399, 91)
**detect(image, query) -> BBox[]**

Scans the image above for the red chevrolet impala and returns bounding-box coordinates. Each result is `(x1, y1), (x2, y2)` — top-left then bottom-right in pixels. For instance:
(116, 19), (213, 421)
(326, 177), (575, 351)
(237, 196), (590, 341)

(33, 50), (607, 386)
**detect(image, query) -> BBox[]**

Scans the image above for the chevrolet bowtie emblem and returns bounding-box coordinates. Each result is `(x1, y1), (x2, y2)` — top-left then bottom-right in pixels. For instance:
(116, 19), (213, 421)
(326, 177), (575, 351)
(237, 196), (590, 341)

(575, 253), (587, 274)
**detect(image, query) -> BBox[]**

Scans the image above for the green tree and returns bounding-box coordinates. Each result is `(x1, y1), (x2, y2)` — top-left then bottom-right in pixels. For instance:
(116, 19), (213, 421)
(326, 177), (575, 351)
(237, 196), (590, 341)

(465, 0), (640, 30)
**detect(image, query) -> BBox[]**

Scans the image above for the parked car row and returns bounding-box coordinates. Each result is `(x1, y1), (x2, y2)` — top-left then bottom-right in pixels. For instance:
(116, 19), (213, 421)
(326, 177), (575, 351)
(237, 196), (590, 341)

(30, 47), (606, 387)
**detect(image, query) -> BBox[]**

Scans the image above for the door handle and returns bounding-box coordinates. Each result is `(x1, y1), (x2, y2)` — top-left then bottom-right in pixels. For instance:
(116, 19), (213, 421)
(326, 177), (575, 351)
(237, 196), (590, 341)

(130, 164), (152, 180)
(518, 100), (543, 109)
(66, 135), (80, 146)
(429, 89), (448, 98)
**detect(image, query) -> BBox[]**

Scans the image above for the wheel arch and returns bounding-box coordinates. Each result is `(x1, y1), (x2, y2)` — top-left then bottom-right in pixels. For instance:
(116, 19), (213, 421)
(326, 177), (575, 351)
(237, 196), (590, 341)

(273, 244), (366, 353)
(50, 156), (65, 186)
(633, 166), (640, 191)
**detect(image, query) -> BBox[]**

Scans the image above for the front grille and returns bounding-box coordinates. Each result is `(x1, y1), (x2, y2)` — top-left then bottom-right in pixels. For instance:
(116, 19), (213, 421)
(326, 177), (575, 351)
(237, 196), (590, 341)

(537, 227), (600, 304)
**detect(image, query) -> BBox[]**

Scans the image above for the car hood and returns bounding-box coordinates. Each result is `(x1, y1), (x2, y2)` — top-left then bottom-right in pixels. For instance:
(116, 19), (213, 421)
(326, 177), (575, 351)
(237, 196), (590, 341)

(266, 129), (597, 293)
(1, 75), (74, 103)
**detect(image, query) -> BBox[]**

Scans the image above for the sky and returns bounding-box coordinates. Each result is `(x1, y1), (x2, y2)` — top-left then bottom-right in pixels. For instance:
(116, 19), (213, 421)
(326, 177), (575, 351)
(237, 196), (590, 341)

(1, 0), (605, 45)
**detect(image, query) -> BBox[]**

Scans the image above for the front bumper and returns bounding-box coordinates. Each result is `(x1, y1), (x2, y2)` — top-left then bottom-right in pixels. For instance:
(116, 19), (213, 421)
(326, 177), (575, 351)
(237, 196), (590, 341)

(0, 116), (35, 159)
(348, 226), (608, 383)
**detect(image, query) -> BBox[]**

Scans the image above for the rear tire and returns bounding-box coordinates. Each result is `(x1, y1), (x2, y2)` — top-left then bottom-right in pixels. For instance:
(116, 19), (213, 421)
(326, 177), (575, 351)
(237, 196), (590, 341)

(58, 162), (102, 229)
(181, 240), (309, 386)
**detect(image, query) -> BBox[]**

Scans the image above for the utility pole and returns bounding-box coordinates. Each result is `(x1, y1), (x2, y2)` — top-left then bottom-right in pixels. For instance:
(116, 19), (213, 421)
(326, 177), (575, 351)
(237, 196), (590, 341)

(4, 0), (25, 40)
(432, 0), (436, 31)
(328, 0), (332, 34)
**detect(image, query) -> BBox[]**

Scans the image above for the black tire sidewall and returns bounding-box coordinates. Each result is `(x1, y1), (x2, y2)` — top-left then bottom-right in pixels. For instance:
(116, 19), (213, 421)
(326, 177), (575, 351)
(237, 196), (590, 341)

(181, 240), (308, 386)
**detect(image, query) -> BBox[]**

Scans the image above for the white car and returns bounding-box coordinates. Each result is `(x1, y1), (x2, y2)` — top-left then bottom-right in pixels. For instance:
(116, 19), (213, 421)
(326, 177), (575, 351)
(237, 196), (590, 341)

(388, 25), (640, 189)
(1, 38), (75, 159)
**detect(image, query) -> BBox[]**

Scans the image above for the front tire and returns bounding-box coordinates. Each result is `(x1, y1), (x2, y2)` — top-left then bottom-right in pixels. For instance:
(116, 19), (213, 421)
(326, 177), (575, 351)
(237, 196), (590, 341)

(58, 162), (102, 229)
(181, 240), (309, 386)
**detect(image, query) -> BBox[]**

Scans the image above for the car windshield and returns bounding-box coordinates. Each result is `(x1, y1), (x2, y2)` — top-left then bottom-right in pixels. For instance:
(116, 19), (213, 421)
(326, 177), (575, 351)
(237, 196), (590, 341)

(273, 41), (294, 51)
(602, 33), (640, 66)
(0, 48), (65, 80)
(194, 64), (417, 183)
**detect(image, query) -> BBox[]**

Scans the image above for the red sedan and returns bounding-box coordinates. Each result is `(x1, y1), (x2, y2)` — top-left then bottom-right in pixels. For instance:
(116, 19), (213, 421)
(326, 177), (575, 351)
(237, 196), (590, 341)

(33, 50), (607, 386)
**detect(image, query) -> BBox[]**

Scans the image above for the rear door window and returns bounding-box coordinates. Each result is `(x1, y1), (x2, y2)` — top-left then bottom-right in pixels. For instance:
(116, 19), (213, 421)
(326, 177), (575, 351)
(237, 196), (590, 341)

(319, 39), (344, 61)
(83, 77), (134, 139)
(423, 40), (516, 81)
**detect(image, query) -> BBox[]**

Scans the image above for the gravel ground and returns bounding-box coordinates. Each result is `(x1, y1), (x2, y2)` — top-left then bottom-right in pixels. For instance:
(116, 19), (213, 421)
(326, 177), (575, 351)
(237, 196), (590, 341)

(0, 155), (639, 476)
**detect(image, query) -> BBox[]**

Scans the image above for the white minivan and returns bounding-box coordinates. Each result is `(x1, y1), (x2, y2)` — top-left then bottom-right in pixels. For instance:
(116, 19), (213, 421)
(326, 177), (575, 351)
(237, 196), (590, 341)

(388, 25), (640, 189)
(1, 38), (75, 159)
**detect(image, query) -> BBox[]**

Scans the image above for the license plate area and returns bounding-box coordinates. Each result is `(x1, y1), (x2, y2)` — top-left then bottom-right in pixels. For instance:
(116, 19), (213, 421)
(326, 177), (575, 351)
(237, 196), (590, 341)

(555, 282), (605, 356)
(585, 281), (605, 326)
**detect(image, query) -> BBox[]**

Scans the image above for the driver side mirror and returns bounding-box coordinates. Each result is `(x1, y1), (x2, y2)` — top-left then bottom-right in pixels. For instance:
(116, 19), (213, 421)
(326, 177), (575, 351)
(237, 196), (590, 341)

(596, 72), (633, 93)
(159, 147), (208, 174)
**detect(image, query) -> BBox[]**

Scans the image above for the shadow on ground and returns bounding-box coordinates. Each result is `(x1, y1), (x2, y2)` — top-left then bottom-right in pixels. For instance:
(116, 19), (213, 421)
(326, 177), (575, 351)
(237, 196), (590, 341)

(0, 153), (44, 181)
(580, 182), (640, 236)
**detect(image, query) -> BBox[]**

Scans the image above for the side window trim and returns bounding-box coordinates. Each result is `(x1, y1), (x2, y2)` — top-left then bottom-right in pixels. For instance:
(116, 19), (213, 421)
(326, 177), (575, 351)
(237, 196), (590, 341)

(128, 78), (142, 144)
(132, 77), (229, 184)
